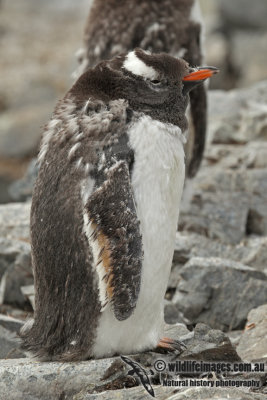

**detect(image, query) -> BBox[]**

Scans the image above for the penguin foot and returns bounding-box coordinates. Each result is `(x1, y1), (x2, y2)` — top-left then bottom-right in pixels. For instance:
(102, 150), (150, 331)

(156, 336), (186, 353)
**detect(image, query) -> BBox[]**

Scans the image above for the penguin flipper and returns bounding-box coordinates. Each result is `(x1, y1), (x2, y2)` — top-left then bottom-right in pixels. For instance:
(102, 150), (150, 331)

(187, 83), (207, 178)
(84, 160), (143, 321)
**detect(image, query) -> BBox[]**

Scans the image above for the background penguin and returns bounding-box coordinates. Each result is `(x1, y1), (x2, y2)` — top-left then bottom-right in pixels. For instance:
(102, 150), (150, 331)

(76, 0), (206, 178)
(20, 49), (217, 360)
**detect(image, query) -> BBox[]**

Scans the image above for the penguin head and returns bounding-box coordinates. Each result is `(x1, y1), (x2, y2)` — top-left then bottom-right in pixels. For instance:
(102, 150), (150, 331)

(70, 48), (218, 130)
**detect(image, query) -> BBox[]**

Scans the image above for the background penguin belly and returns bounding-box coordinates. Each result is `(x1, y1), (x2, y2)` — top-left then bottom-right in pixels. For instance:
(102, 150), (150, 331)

(92, 116), (185, 358)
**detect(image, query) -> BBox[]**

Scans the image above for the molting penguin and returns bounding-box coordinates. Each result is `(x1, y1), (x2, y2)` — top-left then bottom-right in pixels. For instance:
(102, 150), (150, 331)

(20, 49), (217, 360)
(76, 0), (206, 178)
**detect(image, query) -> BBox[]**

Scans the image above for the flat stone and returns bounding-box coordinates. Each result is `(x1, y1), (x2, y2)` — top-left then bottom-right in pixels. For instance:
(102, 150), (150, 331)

(0, 238), (30, 278)
(242, 237), (267, 273)
(204, 142), (267, 170)
(179, 323), (241, 362)
(0, 104), (51, 158)
(165, 386), (267, 400)
(0, 354), (176, 400)
(237, 304), (267, 362)
(164, 323), (190, 339)
(0, 314), (24, 333)
(0, 321), (241, 400)
(73, 386), (176, 400)
(0, 304), (30, 321)
(0, 319), (259, 399)
(170, 233), (267, 290)
(21, 285), (35, 310)
(0, 0), (90, 165)
(0, 326), (26, 360)
(226, 330), (243, 348)
(9, 159), (38, 202)
(0, 202), (30, 241)
(246, 170), (267, 236)
(0, 239), (33, 308)
(164, 300), (189, 324)
(179, 189), (249, 245)
(172, 257), (267, 331)
(0, 358), (120, 400)
(0, 237), (33, 308)
(180, 166), (267, 243)
(208, 82), (267, 144)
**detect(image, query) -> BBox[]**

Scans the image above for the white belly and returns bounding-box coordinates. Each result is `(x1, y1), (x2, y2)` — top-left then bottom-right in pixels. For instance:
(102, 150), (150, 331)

(92, 115), (185, 358)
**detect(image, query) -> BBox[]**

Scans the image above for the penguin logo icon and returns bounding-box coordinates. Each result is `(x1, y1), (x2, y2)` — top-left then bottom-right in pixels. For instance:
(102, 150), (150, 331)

(121, 355), (155, 397)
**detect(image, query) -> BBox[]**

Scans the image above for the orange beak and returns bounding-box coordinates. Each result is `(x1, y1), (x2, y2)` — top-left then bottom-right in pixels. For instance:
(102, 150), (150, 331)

(183, 66), (219, 82)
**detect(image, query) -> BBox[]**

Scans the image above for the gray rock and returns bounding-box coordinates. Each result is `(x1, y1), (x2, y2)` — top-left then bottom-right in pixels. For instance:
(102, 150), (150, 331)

(179, 323), (241, 362)
(180, 166), (267, 244)
(246, 170), (267, 236)
(166, 386), (266, 400)
(0, 326), (26, 360)
(0, 354), (178, 400)
(20, 285), (35, 310)
(0, 314), (24, 333)
(0, 211), (32, 308)
(0, 320), (242, 399)
(231, 32), (267, 88)
(0, 238), (29, 278)
(208, 82), (267, 144)
(172, 257), (267, 331)
(0, 202), (30, 241)
(179, 186), (249, 245)
(173, 232), (246, 269)
(75, 386), (267, 400)
(0, 104), (51, 158)
(2, 251), (33, 308)
(0, 0), (90, 162)
(0, 358), (122, 400)
(226, 330), (243, 348)
(0, 304), (30, 321)
(164, 323), (190, 339)
(170, 232), (267, 288)
(164, 300), (189, 325)
(242, 237), (267, 273)
(9, 159), (38, 202)
(204, 142), (267, 170)
(237, 304), (267, 362)
(219, 0), (267, 31)
(0, 238), (33, 308)
(74, 386), (176, 400)
(0, 175), (14, 204)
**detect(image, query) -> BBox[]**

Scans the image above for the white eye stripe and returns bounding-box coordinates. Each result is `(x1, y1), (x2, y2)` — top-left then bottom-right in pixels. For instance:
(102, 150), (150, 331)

(123, 51), (158, 80)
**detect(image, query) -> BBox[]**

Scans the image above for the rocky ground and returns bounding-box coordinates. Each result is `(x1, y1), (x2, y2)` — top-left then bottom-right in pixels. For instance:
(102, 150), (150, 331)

(0, 82), (267, 399)
(0, 0), (267, 399)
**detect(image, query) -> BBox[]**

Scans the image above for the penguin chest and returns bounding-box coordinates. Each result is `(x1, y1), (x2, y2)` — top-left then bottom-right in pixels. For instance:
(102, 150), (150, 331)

(91, 115), (185, 358)
(128, 115), (185, 307)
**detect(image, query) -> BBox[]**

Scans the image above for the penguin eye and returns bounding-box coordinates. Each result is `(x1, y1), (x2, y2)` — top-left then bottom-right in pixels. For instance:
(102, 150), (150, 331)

(151, 80), (161, 85)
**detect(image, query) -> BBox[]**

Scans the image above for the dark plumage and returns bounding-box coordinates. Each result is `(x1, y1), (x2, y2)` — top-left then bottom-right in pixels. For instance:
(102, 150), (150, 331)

(76, 0), (206, 177)
(20, 49), (216, 360)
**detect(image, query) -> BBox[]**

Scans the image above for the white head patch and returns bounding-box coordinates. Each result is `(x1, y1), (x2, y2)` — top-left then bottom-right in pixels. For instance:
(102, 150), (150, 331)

(123, 51), (158, 80)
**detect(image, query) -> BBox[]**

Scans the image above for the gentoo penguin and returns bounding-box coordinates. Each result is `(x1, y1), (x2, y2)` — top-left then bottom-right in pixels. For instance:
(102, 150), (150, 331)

(20, 49), (217, 360)
(76, 0), (206, 178)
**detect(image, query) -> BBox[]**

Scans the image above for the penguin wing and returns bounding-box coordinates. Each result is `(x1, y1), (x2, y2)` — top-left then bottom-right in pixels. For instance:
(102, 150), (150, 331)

(84, 160), (143, 321)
